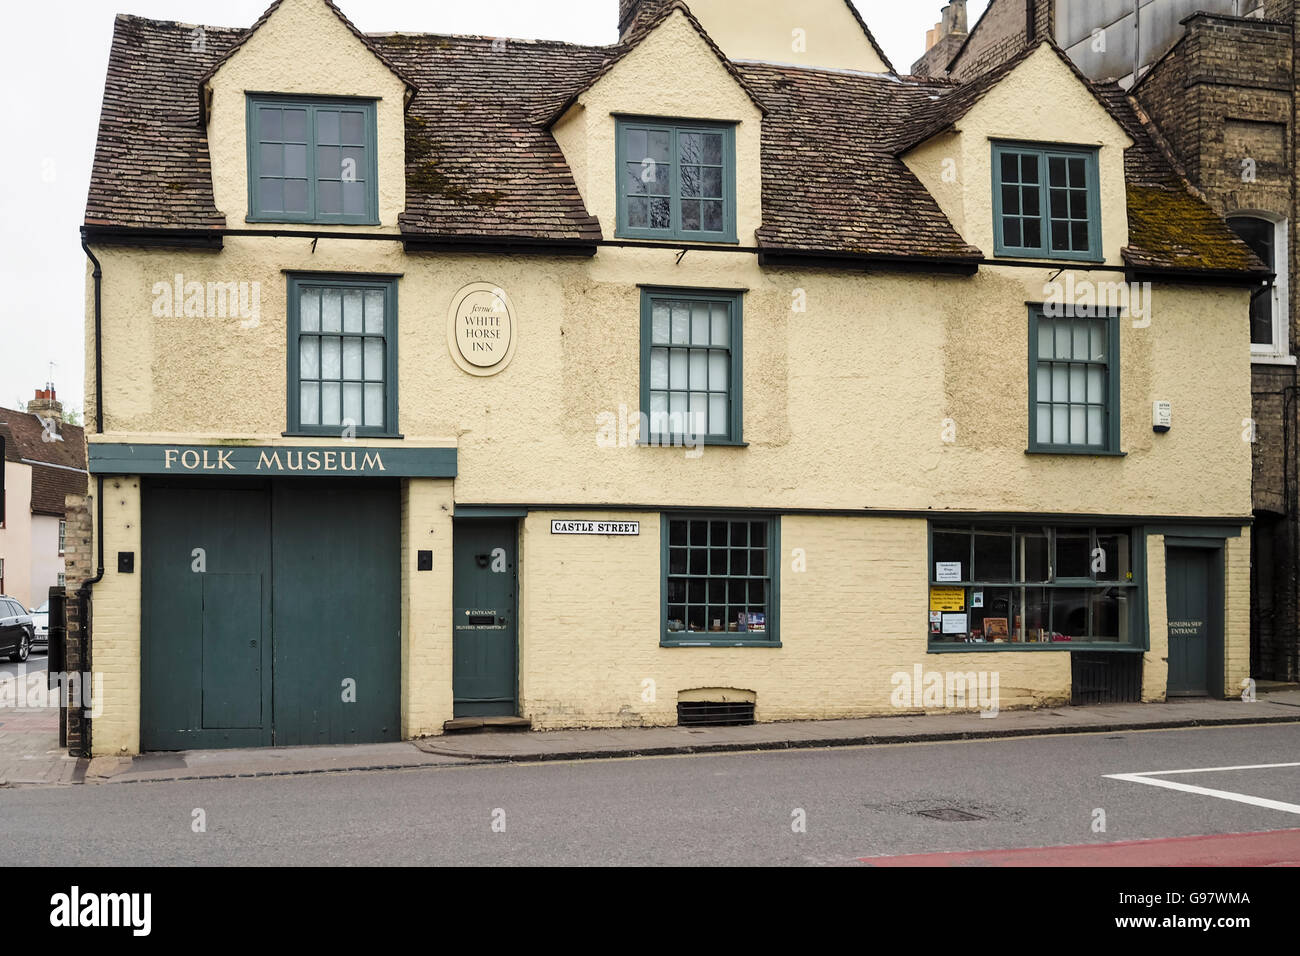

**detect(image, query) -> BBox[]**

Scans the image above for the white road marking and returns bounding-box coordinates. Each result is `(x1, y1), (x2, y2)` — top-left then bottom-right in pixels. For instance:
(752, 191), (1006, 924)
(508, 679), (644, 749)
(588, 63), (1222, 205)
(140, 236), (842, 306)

(1105, 762), (1300, 816)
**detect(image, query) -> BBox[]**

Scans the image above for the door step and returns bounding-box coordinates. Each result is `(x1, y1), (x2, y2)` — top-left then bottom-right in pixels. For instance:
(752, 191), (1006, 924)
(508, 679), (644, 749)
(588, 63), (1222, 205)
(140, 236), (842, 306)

(443, 716), (532, 733)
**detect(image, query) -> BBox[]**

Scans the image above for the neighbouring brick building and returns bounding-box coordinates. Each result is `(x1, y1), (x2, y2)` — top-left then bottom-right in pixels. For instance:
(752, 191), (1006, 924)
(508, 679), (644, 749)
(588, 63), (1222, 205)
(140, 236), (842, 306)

(915, 0), (1300, 683)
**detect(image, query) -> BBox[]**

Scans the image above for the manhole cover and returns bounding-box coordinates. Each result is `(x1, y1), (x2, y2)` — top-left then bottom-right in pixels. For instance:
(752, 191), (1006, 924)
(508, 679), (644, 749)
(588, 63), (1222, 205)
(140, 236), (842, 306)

(915, 808), (984, 822)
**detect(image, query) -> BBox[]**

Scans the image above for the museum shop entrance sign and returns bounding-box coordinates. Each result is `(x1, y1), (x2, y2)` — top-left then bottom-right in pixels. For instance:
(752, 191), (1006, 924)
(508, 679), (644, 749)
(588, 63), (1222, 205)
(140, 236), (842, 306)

(89, 443), (457, 478)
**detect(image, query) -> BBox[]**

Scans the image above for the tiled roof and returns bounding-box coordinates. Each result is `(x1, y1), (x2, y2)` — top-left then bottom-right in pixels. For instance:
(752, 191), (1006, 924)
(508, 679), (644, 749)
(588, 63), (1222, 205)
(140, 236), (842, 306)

(85, 15), (242, 229)
(738, 64), (981, 260)
(1098, 85), (1266, 275)
(0, 409), (88, 518)
(372, 34), (607, 242)
(83, 8), (1264, 275)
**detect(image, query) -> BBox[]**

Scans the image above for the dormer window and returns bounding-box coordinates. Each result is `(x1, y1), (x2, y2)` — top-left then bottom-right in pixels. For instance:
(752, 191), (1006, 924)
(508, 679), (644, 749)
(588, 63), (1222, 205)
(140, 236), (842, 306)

(992, 142), (1102, 262)
(616, 118), (737, 243)
(247, 95), (378, 224)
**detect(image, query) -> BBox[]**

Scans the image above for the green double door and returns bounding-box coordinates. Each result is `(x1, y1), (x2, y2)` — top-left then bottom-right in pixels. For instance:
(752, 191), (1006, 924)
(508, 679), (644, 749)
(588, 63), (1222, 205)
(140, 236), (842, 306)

(142, 479), (400, 750)
(1165, 546), (1223, 698)
(452, 520), (518, 717)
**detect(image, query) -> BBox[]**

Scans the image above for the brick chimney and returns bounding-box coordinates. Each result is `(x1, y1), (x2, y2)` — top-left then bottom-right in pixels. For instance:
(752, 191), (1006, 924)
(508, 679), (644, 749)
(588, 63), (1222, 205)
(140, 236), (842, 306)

(913, 1), (969, 76)
(27, 386), (63, 424)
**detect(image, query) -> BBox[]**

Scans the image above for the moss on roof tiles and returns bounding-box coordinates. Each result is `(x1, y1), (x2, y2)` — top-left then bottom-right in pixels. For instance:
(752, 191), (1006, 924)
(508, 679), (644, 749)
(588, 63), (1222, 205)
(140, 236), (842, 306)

(404, 115), (507, 207)
(1126, 184), (1267, 273)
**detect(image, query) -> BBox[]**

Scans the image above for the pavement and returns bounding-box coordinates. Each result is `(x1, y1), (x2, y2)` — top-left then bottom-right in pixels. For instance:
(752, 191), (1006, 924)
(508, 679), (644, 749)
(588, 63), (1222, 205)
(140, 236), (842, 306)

(0, 656), (85, 787)
(30, 683), (1292, 787)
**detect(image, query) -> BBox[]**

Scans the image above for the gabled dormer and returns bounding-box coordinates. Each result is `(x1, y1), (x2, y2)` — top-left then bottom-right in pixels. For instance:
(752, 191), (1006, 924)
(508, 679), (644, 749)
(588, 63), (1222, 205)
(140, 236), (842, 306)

(899, 42), (1134, 268)
(619, 0), (894, 74)
(548, 2), (766, 246)
(199, 0), (416, 230)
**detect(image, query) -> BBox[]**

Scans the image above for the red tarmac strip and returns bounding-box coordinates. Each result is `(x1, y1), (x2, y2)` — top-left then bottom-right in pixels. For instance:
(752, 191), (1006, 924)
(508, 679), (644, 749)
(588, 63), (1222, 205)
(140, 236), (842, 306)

(860, 829), (1300, 866)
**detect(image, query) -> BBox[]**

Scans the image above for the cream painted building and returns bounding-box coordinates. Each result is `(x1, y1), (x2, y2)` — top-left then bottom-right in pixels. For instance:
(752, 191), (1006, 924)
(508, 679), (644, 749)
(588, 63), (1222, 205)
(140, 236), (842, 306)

(78, 0), (1266, 754)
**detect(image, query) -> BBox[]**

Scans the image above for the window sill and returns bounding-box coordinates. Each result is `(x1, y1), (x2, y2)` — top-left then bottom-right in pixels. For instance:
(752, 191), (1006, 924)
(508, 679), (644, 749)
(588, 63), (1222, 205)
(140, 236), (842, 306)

(993, 251), (1106, 265)
(1251, 353), (1297, 366)
(613, 233), (741, 247)
(928, 641), (1144, 653)
(281, 431), (405, 440)
(245, 217), (382, 228)
(1025, 447), (1126, 457)
(642, 439), (749, 448)
(662, 638), (781, 648)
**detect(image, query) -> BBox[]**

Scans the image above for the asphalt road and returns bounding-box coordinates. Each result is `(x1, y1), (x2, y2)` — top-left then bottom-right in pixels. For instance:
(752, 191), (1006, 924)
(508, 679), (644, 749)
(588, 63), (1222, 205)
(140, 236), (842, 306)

(1, 723), (1297, 865)
(0, 650), (47, 682)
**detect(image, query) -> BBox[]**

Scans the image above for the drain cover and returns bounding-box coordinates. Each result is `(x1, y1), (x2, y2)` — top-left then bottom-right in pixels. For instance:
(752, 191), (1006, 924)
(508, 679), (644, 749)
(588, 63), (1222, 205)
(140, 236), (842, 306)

(916, 808), (984, 822)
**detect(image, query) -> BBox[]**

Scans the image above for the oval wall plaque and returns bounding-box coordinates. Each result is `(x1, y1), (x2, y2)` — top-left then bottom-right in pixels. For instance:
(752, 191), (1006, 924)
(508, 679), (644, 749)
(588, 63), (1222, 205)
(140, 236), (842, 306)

(447, 283), (517, 376)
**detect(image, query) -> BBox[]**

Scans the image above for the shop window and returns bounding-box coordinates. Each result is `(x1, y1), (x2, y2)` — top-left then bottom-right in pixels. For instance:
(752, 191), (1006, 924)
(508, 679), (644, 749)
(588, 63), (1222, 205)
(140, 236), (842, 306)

(641, 289), (743, 446)
(617, 119), (737, 243)
(1227, 215), (1290, 361)
(663, 515), (778, 645)
(247, 95), (378, 224)
(928, 523), (1141, 649)
(1028, 306), (1120, 454)
(287, 274), (398, 437)
(993, 142), (1102, 261)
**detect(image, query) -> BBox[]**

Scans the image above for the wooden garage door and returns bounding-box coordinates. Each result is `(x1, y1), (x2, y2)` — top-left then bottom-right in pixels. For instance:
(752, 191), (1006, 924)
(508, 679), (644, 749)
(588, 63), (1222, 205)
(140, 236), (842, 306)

(141, 479), (399, 750)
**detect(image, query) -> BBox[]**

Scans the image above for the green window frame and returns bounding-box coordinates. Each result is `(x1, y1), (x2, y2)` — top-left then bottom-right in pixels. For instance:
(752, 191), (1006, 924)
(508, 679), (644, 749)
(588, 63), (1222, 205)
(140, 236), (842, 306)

(247, 95), (379, 224)
(616, 118), (737, 243)
(662, 514), (780, 647)
(1028, 304), (1121, 454)
(927, 522), (1145, 651)
(992, 142), (1102, 261)
(286, 274), (399, 438)
(640, 288), (744, 447)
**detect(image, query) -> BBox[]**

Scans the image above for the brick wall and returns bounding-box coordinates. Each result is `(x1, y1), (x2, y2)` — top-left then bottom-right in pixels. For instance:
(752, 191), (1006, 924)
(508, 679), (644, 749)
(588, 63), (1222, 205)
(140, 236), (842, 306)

(912, 32), (967, 77)
(950, 0), (1051, 80)
(1135, 8), (1299, 682)
(61, 490), (94, 754)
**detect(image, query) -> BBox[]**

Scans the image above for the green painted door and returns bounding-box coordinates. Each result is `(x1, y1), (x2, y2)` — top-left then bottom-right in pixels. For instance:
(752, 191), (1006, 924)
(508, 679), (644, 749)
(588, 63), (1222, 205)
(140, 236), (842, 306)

(142, 479), (399, 750)
(201, 574), (264, 729)
(453, 520), (518, 717)
(142, 481), (273, 750)
(1166, 547), (1219, 697)
(272, 480), (400, 745)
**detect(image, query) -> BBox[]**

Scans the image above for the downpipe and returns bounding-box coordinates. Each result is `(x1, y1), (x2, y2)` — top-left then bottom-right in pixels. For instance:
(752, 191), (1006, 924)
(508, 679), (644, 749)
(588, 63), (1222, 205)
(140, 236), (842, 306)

(76, 238), (105, 758)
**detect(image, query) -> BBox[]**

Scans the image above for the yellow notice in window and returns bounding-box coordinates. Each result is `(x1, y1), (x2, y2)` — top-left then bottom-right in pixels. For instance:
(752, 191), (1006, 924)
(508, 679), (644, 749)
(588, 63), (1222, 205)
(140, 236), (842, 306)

(929, 587), (966, 612)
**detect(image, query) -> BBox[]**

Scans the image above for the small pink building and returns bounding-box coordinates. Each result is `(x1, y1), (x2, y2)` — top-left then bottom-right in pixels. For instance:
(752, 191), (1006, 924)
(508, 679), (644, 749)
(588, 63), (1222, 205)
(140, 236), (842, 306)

(0, 391), (88, 609)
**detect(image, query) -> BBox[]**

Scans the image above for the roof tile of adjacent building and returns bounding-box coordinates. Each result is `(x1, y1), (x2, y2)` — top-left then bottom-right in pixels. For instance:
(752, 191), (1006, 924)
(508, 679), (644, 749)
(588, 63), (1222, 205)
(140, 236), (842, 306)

(82, 3), (1266, 275)
(0, 409), (88, 518)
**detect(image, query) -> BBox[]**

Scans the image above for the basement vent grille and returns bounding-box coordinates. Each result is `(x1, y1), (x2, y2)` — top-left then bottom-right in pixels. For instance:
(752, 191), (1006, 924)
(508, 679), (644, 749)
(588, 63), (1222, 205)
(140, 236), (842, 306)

(677, 701), (756, 727)
(1071, 652), (1143, 705)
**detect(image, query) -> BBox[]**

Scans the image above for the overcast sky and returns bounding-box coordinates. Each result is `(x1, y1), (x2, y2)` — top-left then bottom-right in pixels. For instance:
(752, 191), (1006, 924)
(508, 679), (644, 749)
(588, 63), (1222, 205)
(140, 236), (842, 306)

(0, 0), (988, 416)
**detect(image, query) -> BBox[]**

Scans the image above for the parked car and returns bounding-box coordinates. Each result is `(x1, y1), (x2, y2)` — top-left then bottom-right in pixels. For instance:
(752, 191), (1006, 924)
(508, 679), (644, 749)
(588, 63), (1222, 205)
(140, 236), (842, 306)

(0, 597), (35, 662)
(29, 601), (49, 649)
